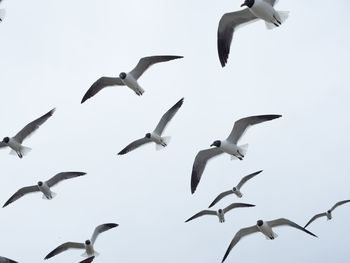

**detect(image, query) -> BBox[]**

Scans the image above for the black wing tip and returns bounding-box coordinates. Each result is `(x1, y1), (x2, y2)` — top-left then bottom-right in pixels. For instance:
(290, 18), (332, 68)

(81, 93), (90, 104)
(105, 223), (119, 228)
(208, 202), (215, 208)
(2, 202), (9, 208)
(118, 149), (127, 155)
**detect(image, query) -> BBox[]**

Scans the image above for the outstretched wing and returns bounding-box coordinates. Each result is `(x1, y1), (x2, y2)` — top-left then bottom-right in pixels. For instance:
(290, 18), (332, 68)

(237, 170), (263, 190)
(118, 138), (152, 155)
(191, 148), (224, 194)
(222, 226), (259, 262)
(45, 172), (87, 187)
(153, 98), (184, 135)
(226, 115), (282, 144)
(3, 185), (40, 208)
(223, 203), (255, 213)
(0, 142), (6, 148)
(44, 242), (85, 259)
(208, 190), (233, 208)
(217, 9), (257, 67)
(91, 223), (118, 245)
(304, 213), (327, 228)
(81, 77), (124, 103)
(13, 108), (55, 144)
(185, 210), (217, 222)
(0, 256), (18, 263)
(268, 218), (317, 237)
(330, 200), (350, 212)
(129, 55), (183, 80)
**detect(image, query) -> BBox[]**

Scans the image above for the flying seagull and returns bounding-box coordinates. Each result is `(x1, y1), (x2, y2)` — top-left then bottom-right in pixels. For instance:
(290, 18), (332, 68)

(44, 223), (118, 260)
(304, 200), (350, 228)
(191, 114), (281, 194)
(118, 98), (184, 155)
(217, 0), (289, 67)
(3, 172), (86, 207)
(81, 55), (183, 103)
(185, 203), (255, 223)
(0, 256), (17, 263)
(0, 108), (55, 158)
(209, 170), (262, 208)
(79, 256), (95, 263)
(222, 218), (317, 262)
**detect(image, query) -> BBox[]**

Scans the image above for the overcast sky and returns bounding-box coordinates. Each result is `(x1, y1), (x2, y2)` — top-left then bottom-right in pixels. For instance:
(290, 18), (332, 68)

(1, 0), (350, 262)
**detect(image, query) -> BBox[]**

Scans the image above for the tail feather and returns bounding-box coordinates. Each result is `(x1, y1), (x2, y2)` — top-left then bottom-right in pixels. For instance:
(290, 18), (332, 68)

(155, 136), (171, 151)
(265, 11), (289, 29)
(238, 144), (248, 157)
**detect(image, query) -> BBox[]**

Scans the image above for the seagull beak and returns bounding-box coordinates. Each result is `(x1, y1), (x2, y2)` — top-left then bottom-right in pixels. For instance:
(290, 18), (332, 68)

(210, 143), (214, 147)
(241, 3), (246, 7)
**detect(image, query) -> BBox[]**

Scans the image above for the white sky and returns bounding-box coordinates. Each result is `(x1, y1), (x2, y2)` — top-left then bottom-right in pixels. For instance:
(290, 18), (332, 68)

(1, 0), (350, 262)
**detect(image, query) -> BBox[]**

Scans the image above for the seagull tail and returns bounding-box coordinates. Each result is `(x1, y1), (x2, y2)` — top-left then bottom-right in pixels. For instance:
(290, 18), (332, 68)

(9, 146), (32, 157)
(0, 9), (5, 22)
(156, 136), (171, 151)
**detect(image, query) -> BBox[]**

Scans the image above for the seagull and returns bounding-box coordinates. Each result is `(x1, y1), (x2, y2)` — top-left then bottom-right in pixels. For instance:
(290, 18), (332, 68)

(81, 55), (183, 103)
(79, 256), (95, 263)
(0, 108), (55, 158)
(3, 172), (86, 207)
(222, 218), (317, 262)
(209, 170), (262, 208)
(44, 223), (118, 260)
(118, 98), (184, 155)
(217, 0), (289, 67)
(185, 203), (255, 223)
(304, 200), (350, 228)
(0, 256), (17, 263)
(191, 114), (281, 194)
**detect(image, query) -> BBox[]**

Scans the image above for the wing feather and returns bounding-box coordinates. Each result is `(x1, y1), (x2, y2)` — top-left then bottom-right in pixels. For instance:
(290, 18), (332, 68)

(46, 172), (86, 187)
(44, 242), (85, 259)
(81, 77), (124, 103)
(268, 218), (317, 237)
(3, 185), (39, 208)
(185, 210), (217, 222)
(237, 170), (262, 189)
(91, 223), (118, 245)
(208, 190), (233, 208)
(117, 138), (152, 155)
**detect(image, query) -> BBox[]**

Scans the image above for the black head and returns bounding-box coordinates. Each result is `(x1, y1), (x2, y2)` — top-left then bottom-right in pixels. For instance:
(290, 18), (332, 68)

(233, 187), (237, 191)
(145, 133), (151, 139)
(37, 181), (43, 187)
(2, 137), (9, 143)
(210, 140), (221, 147)
(218, 209), (223, 213)
(119, 72), (127, 79)
(241, 0), (254, 8)
(85, 240), (91, 245)
(327, 210), (331, 214)
(257, 220), (263, 226)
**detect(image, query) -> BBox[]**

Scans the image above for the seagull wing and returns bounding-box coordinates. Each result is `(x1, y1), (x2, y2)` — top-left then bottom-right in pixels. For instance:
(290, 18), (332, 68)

(268, 218), (317, 237)
(0, 142), (6, 148)
(45, 172), (87, 187)
(185, 210), (217, 222)
(3, 185), (40, 208)
(81, 77), (124, 103)
(226, 115), (282, 144)
(304, 213), (327, 228)
(237, 170), (263, 190)
(223, 202), (255, 213)
(79, 256), (95, 263)
(91, 223), (118, 245)
(153, 98), (184, 135)
(0, 256), (18, 263)
(117, 138), (152, 155)
(222, 226), (259, 262)
(208, 190), (233, 208)
(191, 148), (224, 194)
(330, 200), (350, 212)
(44, 242), (85, 259)
(217, 9), (258, 67)
(13, 108), (55, 144)
(129, 55), (183, 80)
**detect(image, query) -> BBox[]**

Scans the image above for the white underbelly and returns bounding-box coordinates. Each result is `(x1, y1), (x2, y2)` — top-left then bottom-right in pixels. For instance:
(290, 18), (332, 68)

(250, 1), (275, 22)
(221, 141), (239, 155)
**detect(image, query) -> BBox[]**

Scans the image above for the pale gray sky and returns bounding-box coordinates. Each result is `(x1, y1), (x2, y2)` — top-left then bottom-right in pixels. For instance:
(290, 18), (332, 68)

(1, 0), (350, 262)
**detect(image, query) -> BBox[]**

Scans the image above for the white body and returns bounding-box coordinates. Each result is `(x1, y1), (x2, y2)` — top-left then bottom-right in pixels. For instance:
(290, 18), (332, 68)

(150, 132), (170, 150)
(7, 138), (31, 157)
(38, 182), (54, 199)
(85, 243), (95, 257)
(257, 221), (278, 240)
(123, 73), (145, 95)
(326, 211), (332, 220)
(233, 188), (243, 198)
(220, 140), (246, 159)
(249, 0), (279, 24)
(217, 209), (225, 223)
